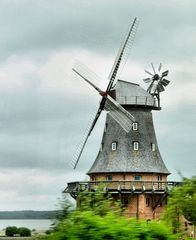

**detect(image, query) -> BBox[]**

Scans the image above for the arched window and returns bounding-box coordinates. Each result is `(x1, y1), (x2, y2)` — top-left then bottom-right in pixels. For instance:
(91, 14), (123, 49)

(133, 141), (139, 150)
(111, 142), (117, 151)
(132, 122), (138, 131)
(151, 143), (156, 151)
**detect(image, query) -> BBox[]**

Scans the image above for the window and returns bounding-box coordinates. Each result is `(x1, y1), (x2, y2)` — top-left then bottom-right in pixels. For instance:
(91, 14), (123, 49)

(104, 123), (108, 132)
(106, 175), (112, 181)
(111, 142), (117, 151)
(146, 198), (150, 207)
(132, 122), (138, 131)
(122, 198), (129, 207)
(151, 143), (156, 151)
(158, 175), (162, 189)
(133, 141), (139, 150)
(92, 175), (96, 181)
(134, 175), (141, 181)
(158, 175), (162, 181)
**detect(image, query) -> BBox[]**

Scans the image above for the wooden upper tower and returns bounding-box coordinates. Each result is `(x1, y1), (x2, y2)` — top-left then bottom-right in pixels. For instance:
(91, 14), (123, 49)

(88, 80), (170, 178)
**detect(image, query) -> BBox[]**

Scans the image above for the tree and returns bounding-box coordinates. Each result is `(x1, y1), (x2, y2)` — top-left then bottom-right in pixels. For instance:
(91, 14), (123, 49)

(40, 188), (175, 240)
(77, 186), (121, 216)
(163, 176), (196, 234)
(55, 194), (73, 221)
(18, 227), (31, 237)
(5, 226), (18, 237)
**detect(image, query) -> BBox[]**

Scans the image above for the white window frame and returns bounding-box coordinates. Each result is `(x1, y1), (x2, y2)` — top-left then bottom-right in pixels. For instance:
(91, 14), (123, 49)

(132, 122), (138, 131)
(151, 143), (156, 151)
(111, 142), (117, 151)
(133, 141), (139, 151)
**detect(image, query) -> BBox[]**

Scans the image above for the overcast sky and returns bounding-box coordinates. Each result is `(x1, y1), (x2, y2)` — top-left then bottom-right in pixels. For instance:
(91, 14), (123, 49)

(0, 0), (195, 210)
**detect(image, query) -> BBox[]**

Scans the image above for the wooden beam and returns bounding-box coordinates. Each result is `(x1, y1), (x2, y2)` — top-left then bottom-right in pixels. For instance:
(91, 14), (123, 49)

(152, 193), (168, 211)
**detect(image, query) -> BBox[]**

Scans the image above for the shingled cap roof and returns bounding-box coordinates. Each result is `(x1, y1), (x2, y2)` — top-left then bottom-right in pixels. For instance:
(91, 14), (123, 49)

(113, 80), (159, 109)
(88, 80), (170, 175)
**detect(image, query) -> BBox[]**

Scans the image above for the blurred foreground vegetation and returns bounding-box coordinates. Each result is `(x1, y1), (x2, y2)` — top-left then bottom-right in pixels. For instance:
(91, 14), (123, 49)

(40, 177), (195, 240)
(163, 176), (196, 238)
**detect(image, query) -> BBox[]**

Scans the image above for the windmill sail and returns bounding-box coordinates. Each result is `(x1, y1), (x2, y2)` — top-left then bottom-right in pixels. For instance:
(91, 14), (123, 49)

(70, 108), (102, 169)
(145, 69), (154, 76)
(72, 65), (135, 130)
(107, 17), (139, 91)
(72, 67), (103, 93)
(73, 60), (102, 90)
(158, 63), (162, 72)
(70, 94), (135, 169)
(161, 79), (170, 86)
(105, 95), (135, 133)
(70, 17), (139, 169)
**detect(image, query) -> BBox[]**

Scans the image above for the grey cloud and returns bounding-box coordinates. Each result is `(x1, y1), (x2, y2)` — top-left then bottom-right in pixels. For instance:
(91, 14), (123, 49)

(0, 84), (100, 172)
(154, 104), (196, 179)
(1, 0), (196, 61)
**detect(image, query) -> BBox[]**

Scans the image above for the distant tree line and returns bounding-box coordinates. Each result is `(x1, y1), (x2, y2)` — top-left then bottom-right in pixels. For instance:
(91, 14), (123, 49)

(0, 210), (59, 219)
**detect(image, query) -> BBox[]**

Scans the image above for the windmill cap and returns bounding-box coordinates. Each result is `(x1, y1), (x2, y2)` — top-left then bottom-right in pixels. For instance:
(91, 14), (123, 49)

(112, 80), (160, 109)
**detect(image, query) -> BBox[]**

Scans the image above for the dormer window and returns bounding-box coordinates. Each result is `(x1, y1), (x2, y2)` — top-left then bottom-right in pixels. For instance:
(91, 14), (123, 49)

(133, 141), (139, 151)
(132, 122), (138, 131)
(111, 142), (117, 151)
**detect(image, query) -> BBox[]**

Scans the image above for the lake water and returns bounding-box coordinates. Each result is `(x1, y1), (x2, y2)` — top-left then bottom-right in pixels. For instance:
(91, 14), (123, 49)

(0, 219), (53, 231)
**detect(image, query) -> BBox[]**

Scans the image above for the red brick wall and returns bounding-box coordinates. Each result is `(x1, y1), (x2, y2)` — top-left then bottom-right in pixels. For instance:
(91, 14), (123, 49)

(90, 173), (168, 182)
(116, 193), (165, 220)
(89, 172), (167, 220)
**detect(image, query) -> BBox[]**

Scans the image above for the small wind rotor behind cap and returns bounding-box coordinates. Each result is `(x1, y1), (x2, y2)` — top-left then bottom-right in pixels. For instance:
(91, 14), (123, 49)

(143, 63), (170, 95)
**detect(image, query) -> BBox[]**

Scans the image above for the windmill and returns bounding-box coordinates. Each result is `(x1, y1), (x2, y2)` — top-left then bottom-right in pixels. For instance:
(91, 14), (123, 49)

(143, 63), (170, 107)
(65, 17), (180, 220)
(70, 17), (139, 169)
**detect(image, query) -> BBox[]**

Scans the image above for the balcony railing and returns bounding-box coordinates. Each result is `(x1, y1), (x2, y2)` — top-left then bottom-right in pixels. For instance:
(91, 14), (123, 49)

(117, 96), (158, 107)
(64, 181), (181, 198)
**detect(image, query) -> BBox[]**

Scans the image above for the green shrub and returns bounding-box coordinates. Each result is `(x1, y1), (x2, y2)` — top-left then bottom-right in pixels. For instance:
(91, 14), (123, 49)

(43, 211), (174, 240)
(5, 226), (18, 237)
(18, 227), (31, 237)
(163, 176), (196, 235)
(38, 188), (175, 240)
(5, 226), (31, 237)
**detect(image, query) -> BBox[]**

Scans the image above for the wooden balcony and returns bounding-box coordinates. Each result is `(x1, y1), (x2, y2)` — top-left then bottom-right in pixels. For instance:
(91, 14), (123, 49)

(117, 96), (160, 109)
(64, 180), (181, 199)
